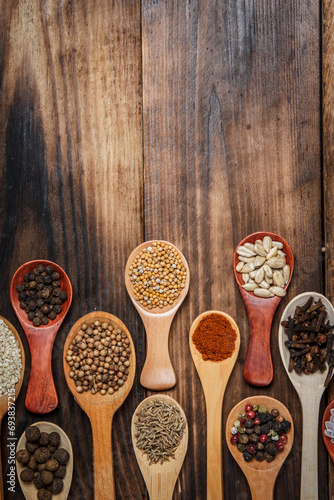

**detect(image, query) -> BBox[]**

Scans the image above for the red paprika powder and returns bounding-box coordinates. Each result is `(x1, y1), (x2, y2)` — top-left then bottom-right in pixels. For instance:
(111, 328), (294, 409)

(192, 313), (237, 362)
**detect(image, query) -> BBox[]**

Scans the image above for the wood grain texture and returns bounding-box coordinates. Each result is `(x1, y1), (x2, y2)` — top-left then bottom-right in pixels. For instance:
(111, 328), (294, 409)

(0, 0), (328, 498)
(0, 1), (144, 499)
(142, 1), (323, 499)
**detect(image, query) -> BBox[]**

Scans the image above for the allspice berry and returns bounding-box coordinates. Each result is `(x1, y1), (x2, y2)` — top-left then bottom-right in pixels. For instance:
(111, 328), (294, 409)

(20, 468), (35, 482)
(25, 426), (41, 443)
(54, 465), (66, 479)
(48, 478), (64, 494)
(41, 470), (54, 486)
(37, 489), (52, 500)
(45, 458), (59, 472)
(54, 448), (69, 465)
(39, 432), (50, 447)
(48, 431), (60, 447)
(34, 447), (51, 464)
(16, 450), (30, 465)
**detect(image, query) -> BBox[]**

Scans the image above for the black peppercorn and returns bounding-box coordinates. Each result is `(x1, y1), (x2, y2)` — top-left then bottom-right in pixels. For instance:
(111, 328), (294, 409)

(20, 302), (27, 309)
(265, 451), (275, 462)
(28, 273), (35, 281)
(33, 318), (42, 327)
(23, 273), (30, 282)
(41, 317), (49, 325)
(59, 291), (68, 301)
(260, 424), (271, 435)
(18, 292), (26, 301)
(249, 433), (259, 444)
(237, 443), (247, 452)
(243, 451), (253, 462)
(29, 301), (37, 311)
(44, 275), (52, 284)
(255, 451), (265, 461)
(51, 272), (60, 280)
(253, 425), (261, 435)
(244, 419), (254, 428)
(271, 408), (279, 418)
(48, 311), (57, 320)
(41, 305), (50, 315)
(53, 305), (62, 314)
(257, 413), (269, 424)
(281, 420), (291, 432)
(265, 442), (277, 456)
(45, 266), (54, 275)
(273, 422), (282, 433)
(37, 264), (45, 273)
(28, 312), (35, 321)
(16, 284), (25, 292)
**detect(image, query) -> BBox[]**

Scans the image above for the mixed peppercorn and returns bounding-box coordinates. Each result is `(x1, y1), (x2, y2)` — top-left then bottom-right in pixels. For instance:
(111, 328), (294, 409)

(16, 264), (68, 326)
(230, 404), (291, 463)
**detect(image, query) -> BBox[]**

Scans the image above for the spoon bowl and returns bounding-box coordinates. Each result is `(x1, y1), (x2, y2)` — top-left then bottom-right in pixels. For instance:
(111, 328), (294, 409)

(0, 316), (25, 500)
(125, 240), (190, 390)
(131, 394), (188, 500)
(10, 260), (72, 413)
(233, 231), (294, 386)
(63, 311), (135, 500)
(16, 421), (73, 500)
(278, 292), (334, 500)
(226, 396), (294, 500)
(322, 399), (334, 463)
(189, 310), (240, 500)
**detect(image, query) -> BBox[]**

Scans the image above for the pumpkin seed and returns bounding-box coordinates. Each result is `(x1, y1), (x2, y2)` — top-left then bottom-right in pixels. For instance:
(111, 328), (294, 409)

(269, 286), (286, 297)
(242, 283), (259, 291)
(236, 261), (244, 273)
(254, 243), (267, 257)
(283, 264), (290, 284)
(254, 288), (274, 298)
(263, 236), (272, 253)
(273, 271), (285, 287)
(266, 246), (278, 260)
(254, 255), (266, 268)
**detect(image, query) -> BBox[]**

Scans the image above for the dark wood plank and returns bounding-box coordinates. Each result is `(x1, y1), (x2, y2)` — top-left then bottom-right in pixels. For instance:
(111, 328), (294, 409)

(323, 1), (334, 497)
(142, 0), (323, 498)
(0, 1), (144, 498)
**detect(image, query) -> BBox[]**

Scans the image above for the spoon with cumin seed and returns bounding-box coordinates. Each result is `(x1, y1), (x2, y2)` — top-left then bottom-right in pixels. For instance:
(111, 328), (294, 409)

(131, 394), (188, 500)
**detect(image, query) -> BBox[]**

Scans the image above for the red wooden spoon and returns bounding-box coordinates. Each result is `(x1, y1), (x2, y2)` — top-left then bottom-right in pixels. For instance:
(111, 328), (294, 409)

(10, 260), (72, 414)
(322, 400), (334, 463)
(233, 232), (294, 386)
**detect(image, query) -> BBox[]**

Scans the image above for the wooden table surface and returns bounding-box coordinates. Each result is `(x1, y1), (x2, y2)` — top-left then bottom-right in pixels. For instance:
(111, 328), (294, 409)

(1, 1), (334, 499)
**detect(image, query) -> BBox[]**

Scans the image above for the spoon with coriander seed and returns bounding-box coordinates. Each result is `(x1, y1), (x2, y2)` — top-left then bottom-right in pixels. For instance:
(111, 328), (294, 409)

(125, 240), (190, 391)
(63, 311), (136, 500)
(0, 316), (25, 500)
(189, 310), (240, 500)
(233, 231), (294, 386)
(16, 421), (73, 500)
(10, 260), (72, 414)
(131, 394), (188, 500)
(226, 396), (294, 500)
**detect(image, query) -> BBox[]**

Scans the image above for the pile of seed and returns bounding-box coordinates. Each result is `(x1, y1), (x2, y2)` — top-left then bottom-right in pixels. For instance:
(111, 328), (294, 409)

(16, 425), (70, 500)
(128, 242), (187, 309)
(65, 320), (131, 395)
(134, 399), (186, 465)
(16, 264), (68, 326)
(0, 319), (22, 397)
(281, 296), (334, 379)
(230, 403), (291, 463)
(236, 236), (290, 298)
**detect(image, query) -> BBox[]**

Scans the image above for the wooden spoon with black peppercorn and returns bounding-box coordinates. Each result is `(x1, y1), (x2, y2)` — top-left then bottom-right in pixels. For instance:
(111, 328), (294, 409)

(233, 231), (294, 386)
(125, 240), (190, 391)
(226, 396), (294, 500)
(0, 316), (25, 500)
(10, 260), (72, 414)
(63, 311), (136, 500)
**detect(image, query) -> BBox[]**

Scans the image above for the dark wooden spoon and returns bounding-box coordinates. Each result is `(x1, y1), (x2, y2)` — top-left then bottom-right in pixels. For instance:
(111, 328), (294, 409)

(10, 260), (72, 414)
(233, 232), (293, 386)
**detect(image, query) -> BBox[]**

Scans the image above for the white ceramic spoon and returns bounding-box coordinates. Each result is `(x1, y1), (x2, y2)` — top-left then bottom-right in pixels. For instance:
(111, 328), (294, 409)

(278, 292), (334, 500)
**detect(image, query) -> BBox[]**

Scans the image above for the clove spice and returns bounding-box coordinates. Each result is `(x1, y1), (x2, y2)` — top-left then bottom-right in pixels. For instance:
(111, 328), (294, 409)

(281, 297), (334, 381)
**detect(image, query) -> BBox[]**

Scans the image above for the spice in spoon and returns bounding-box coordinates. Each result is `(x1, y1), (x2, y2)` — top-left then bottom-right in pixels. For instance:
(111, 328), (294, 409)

(0, 319), (22, 397)
(128, 241), (187, 309)
(134, 399), (186, 465)
(192, 313), (237, 361)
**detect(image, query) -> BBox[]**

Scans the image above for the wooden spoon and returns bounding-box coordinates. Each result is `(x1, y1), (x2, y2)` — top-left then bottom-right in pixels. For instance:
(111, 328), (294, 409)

(63, 311), (136, 500)
(125, 240), (189, 390)
(131, 394), (188, 500)
(226, 396), (294, 500)
(16, 421), (73, 499)
(233, 231), (294, 386)
(10, 260), (72, 414)
(189, 310), (240, 500)
(278, 292), (334, 500)
(0, 316), (25, 500)
(322, 399), (334, 463)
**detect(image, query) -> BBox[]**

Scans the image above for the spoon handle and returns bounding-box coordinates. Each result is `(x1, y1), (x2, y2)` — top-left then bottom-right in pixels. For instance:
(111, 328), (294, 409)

(25, 332), (58, 413)
(206, 393), (224, 500)
(247, 470), (275, 500)
(242, 294), (279, 386)
(299, 390), (322, 500)
(140, 314), (176, 390)
(90, 409), (116, 500)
